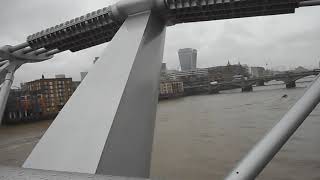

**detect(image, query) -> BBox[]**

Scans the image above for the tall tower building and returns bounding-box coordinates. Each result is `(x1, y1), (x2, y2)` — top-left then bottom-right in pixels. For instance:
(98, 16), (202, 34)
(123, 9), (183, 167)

(178, 48), (197, 71)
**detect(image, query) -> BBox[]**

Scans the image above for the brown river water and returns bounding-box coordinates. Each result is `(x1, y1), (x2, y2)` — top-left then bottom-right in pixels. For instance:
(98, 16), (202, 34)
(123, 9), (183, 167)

(0, 81), (319, 180)
(151, 81), (320, 180)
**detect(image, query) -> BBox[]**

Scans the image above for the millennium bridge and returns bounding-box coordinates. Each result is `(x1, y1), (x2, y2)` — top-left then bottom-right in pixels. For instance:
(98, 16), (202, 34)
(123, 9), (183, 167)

(1, 0), (320, 180)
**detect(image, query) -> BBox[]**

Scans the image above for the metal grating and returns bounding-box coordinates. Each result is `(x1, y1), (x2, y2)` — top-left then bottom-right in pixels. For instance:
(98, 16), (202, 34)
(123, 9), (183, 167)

(164, 0), (299, 24)
(27, 6), (124, 52)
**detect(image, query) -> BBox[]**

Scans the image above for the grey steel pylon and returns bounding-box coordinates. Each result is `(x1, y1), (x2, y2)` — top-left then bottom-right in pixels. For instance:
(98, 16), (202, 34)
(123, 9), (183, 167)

(23, 11), (166, 178)
(0, 61), (19, 124)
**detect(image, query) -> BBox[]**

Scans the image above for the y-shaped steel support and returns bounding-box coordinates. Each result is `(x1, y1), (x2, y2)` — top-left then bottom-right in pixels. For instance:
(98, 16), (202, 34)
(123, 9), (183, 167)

(0, 61), (20, 124)
(24, 11), (166, 178)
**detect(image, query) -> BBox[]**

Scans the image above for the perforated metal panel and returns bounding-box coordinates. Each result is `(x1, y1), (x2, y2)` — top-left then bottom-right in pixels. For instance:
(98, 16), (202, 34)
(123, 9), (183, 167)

(164, 0), (299, 24)
(27, 7), (124, 52)
(25, 0), (301, 53)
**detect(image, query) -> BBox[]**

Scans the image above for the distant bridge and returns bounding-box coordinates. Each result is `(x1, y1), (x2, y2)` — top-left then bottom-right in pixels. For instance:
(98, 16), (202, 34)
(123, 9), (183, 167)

(209, 70), (320, 93)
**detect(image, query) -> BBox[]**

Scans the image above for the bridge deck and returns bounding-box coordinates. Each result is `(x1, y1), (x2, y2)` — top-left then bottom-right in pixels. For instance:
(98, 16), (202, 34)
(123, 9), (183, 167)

(0, 166), (149, 180)
(23, 0), (306, 54)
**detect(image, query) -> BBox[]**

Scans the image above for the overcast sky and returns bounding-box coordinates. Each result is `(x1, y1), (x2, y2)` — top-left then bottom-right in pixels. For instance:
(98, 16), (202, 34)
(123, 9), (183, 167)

(1, 0), (320, 86)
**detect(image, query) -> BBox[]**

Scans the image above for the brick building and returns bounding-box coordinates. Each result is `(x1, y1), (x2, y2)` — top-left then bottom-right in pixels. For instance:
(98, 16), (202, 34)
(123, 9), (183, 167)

(3, 76), (74, 124)
(26, 77), (73, 113)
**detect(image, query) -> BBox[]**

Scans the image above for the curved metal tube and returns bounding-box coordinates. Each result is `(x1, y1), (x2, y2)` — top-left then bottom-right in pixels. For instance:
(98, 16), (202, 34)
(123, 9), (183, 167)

(0, 63), (17, 124)
(9, 42), (29, 52)
(22, 47), (36, 54)
(35, 48), (49, 55)
(46, 49), (62, 56)
(225, 75), (320, 180)
(0, 60), (10, 71)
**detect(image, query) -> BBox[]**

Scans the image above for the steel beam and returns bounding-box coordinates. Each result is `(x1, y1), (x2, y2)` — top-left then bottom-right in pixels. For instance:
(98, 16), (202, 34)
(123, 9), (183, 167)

(23, 11), (166, 178)
(225, 74), (320, 180)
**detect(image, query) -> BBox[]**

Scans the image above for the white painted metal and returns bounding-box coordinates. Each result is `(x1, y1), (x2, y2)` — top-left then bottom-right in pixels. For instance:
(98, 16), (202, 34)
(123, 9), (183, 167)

(0, 62), (18, 124)
(111, 0), (165, 19)
(95, 12), (166, 178)
(24, 11), (166, 178)
(225, 75), (320, 180)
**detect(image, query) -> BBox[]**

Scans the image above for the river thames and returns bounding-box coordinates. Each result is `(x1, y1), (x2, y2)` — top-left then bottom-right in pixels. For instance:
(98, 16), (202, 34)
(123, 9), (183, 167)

(151, 80), (320, 180)
(0, 81), (319, 180)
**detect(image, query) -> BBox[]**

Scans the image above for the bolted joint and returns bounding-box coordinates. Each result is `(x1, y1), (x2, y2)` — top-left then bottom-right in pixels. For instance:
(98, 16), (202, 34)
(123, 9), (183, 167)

(111, 0), (165, 20)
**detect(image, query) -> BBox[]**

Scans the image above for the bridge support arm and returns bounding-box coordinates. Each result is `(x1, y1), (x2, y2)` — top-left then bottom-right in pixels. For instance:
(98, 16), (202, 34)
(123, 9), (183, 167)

(225, 74), (320, 180)
(23, 11), (166, 178)
(0, 64), (16, 125)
